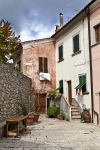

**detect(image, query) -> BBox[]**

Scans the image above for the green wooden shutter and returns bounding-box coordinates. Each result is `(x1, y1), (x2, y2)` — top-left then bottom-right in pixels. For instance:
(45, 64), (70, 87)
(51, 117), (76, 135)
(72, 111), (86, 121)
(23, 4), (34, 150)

(39, 57), (43, 72)
(44, 58), (48, 73)
(79, 75), (86, 92)
(79, 76), (83, 85)
(59, 80), (63, 94)
(59, 45), (63, 60)
(73, 34), (79, 53)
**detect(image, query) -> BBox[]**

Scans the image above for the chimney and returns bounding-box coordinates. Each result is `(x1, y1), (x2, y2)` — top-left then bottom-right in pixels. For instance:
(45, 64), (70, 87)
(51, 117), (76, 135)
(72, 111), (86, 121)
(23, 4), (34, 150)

(59, 13), (63, 27)
(55, 13), (64, 32)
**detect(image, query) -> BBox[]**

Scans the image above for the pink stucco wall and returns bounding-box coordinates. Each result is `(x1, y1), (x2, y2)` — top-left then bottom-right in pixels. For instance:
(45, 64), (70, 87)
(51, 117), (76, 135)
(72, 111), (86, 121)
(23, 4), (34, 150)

(91, 7), (100, 45)
(90, 7), (100, 123)
(22, 38), (56, 94)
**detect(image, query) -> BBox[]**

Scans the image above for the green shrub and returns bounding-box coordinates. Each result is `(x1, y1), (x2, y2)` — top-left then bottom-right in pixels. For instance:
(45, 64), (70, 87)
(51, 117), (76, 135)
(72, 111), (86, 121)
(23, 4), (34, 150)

(47, 106), (60, 118)
(48, 89), (61, 100)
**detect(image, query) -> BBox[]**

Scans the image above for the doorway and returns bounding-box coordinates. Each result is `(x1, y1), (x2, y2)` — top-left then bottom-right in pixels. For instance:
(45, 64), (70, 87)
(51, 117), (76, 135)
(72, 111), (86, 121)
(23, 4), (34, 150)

(67, 80), (72, 105)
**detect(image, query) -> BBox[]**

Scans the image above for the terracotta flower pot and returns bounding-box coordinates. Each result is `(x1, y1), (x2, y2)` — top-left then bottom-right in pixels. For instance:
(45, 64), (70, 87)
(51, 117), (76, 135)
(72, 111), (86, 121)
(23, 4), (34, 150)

(57, 114), (64, 120)
(26, 116), (34, 125)
(33, 114), (40, 122)
(81, 111), (91, 123)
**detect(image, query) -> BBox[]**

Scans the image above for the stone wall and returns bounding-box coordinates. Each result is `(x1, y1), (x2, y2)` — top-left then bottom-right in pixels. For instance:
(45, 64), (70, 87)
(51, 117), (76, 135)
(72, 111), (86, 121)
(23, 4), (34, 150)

(0, 64), (33, 123)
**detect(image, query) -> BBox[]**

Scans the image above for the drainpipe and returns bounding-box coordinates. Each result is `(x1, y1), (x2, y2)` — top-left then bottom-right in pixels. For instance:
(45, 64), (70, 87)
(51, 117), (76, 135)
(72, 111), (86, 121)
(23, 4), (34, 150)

(87, 7), (94, 123)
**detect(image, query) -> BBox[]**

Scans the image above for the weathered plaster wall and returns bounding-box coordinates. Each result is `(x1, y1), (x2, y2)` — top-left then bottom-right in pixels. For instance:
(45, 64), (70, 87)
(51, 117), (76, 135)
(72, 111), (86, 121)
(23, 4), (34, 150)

(90, 6), (100, 123)
(0, 64), (33, 123)
(91, 7), (100, 45)
(22, 38), (56, 93)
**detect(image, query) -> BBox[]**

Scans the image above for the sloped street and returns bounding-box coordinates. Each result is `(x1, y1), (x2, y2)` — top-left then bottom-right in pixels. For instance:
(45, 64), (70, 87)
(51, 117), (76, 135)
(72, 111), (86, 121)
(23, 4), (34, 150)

(0, 115), (100, 150)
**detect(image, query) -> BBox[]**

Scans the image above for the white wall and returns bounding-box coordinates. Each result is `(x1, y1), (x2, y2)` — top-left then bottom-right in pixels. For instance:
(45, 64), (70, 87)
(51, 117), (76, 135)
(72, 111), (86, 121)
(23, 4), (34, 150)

(56, 18), (91, 110)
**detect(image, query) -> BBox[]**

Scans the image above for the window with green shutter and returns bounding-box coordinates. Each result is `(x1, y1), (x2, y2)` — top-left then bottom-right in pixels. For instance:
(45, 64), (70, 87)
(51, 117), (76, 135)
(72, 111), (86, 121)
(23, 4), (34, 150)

(79, 75), (86, 93)
(75, 74), (87, 93)
(59, 80), (63, 94)
(73, 34), (80, 53)
(58, 45), (63, 62)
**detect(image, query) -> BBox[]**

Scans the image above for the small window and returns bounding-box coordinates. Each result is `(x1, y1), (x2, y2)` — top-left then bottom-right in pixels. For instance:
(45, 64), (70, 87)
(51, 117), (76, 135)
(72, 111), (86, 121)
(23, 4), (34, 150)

(75, 74), (87, 95)
(39, 57), (48, 73)
(58, 45), (63, 62)
(73, 34), (80, 54)
(59, 80), (63, 94)
(95, 24), (100, 43)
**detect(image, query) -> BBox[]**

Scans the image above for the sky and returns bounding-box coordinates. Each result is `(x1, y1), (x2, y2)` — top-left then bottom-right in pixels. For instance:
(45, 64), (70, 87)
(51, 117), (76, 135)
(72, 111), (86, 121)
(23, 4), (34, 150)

(0, 0), (91, 42)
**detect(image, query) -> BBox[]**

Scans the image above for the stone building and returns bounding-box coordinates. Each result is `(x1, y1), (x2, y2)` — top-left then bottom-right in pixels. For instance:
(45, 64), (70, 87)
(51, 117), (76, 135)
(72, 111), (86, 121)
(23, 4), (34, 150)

(21, 38), (56, 113)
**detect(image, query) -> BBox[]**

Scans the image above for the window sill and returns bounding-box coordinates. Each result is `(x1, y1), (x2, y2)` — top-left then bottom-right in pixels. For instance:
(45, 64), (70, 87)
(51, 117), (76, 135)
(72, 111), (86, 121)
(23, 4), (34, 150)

(72, 51), (81, 57)
(58, 58), (64, 63)
(91, 41), (100, 48)
(82, 91), (89, 95)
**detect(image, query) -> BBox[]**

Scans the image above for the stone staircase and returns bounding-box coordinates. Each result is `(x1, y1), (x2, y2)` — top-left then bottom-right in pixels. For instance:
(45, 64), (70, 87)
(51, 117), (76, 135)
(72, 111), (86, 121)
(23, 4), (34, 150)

(71, 98), (81, 121)
(71, 105), (81, 120)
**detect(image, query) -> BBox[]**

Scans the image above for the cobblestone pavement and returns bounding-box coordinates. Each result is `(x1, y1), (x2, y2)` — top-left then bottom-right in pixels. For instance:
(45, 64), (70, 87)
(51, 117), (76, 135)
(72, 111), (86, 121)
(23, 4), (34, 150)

(0, 114), (100, 150)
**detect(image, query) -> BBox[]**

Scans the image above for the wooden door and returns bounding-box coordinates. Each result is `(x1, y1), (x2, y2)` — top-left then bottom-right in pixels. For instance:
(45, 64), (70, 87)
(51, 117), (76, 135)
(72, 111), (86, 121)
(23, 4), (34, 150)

(38, 94), (46, 113)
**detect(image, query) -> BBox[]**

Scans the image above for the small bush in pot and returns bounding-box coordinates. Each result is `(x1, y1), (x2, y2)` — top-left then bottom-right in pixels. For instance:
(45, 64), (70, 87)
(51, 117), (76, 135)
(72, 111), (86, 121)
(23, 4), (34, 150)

(47, 106), (60, 118)
(81, 108), (91, 123)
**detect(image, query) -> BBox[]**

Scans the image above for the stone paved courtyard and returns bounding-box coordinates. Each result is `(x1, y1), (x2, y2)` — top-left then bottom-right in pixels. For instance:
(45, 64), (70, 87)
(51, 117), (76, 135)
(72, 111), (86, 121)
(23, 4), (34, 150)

(0, 114), (100, 150)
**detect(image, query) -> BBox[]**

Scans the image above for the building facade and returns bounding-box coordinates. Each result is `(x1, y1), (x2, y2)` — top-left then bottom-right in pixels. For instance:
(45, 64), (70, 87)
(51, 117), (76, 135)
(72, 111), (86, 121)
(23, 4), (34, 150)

(20, 0), (100, 123)
(21, 38), (56, 113)
(52, 6), (92, 112)
(90, 0), (100, 123)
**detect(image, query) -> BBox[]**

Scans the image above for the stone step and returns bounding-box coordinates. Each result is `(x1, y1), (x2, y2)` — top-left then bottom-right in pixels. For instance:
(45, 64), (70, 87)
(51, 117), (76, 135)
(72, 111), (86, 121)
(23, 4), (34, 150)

(71, 110), (80, 112)
(71, 107), (78, 111)
(71, 116), (81, 119)
(71, 111), (80, 116)
(71, 104), (81, 120)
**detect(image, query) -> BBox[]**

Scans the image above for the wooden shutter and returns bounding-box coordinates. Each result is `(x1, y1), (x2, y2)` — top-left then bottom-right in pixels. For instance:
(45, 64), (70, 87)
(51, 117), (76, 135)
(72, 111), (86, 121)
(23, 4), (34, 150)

(95, 25), (100, 42)
(73, 34), (79, 53)
(98, 26), (100, 42)
(39, 57), (43, 72)
(59, 45), (63, 60)
(44, 58), (48, 73)
(79, 76), (83, 85)
(59, 80), (63, 94)
(79, 75), (86, 92)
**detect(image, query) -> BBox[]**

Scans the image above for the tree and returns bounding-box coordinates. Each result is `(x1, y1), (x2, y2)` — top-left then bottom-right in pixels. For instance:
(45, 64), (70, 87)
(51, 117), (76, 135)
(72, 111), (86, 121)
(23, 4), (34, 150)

(0, 19), (22, 63)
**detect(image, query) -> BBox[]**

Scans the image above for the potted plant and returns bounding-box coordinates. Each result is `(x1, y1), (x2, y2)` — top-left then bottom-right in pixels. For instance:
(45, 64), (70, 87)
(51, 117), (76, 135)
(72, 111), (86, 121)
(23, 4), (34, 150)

(33, 113), (40, 123)
(17, 101), (34, 125)
(81, 108), (91, 123)
(47, 106), (60, 118)
(26, 113), (34, 125)
(17, 101), (28, 116)
(48, 89), (61, 101)
(57, 113), (65, 120)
